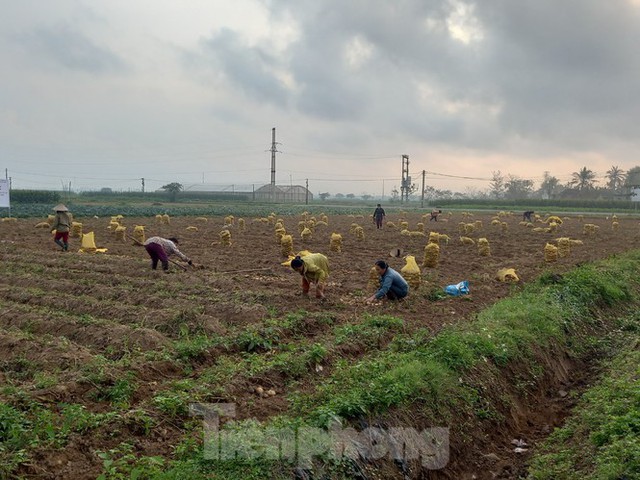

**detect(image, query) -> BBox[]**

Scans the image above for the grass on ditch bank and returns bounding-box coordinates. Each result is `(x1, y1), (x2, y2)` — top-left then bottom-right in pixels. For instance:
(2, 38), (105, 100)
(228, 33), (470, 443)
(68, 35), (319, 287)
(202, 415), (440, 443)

(526, 321), (640, 480)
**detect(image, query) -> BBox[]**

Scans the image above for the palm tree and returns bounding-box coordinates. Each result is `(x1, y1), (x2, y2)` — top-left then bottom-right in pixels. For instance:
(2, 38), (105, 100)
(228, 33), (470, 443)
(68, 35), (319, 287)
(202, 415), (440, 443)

(605, 165), (626, 191)
(571, 167), (597, 191)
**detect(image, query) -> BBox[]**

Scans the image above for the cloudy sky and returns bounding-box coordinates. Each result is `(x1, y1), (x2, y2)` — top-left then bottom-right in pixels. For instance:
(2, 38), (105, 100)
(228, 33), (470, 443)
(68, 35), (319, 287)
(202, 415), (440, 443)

(1, 0), (640, 196)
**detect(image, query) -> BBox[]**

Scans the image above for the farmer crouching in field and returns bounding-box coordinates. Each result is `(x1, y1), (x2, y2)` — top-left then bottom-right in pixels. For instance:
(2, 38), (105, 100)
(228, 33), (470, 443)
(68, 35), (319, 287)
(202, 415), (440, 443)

(366, 260), (409, 303)
(143, 236), (192, 271)
(290, 253), (329, 299)
(51, 204), (72, 251)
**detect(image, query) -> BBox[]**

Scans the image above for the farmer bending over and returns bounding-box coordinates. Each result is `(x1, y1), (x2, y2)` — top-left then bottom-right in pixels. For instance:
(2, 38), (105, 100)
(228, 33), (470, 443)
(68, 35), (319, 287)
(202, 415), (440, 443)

(366, 260), (409, 303)
(51, 204), (72, 251)
(430, 209), (442, 222)
(523, 211), (534, 222)
(143, 236), (192, 271)
(290, 253), (329, 299)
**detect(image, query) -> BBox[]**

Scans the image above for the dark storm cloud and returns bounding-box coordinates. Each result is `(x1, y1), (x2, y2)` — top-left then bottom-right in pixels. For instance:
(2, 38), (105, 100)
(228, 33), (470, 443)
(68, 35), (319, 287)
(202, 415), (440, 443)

(15, 23), (126, 73)
(200, 28), (291, 105)
(208, 0), (640, 154)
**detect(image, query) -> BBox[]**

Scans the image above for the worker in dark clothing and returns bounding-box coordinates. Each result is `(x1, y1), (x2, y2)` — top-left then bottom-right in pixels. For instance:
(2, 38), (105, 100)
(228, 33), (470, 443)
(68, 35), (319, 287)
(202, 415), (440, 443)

(430, 209), (442, 221)
(373, 204), (386, 229)
(523, 211), (534, 222)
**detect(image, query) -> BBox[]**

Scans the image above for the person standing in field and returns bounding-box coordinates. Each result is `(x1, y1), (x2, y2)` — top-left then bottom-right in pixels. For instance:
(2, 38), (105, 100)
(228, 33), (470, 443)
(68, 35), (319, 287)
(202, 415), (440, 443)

(143, 236), (192, 271)
(51, 204), (73, 251)
(373, 204), (386, 229)
(366, 260), (409, 303)
(290, 253), (330, 299)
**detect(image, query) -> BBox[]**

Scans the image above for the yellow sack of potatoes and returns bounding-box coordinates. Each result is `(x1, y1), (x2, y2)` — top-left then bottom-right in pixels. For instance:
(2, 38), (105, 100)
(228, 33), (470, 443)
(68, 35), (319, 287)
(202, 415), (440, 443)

(478, 238), (490, 256)
(401, 255), (421, 290)
(115, 225), (127, 242)
(301, 227), (312, 242)
(281, 234), (294, 257)
(70, 222), (83, 239)
(133, 225), (145, 245)
(35, 222), (50, 228)
(544, 243), (558, 262)
(496, 268), (519, 283)
(423, 242), (440, 268)
(79, 231), (101, 253)
(219, 229), (232, 246)
(330, 233), (342, 252)
(81, 231), (97, 250)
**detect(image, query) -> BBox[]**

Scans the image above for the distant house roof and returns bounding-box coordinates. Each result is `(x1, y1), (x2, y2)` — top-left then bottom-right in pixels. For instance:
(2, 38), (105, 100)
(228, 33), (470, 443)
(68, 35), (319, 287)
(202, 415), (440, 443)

(254, 184), (310, 193)
(182, 184), (252, 192)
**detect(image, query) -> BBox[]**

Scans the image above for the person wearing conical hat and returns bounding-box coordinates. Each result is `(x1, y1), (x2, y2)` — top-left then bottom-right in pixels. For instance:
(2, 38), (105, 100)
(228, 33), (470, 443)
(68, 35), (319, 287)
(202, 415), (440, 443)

(51, 204), (73, 251)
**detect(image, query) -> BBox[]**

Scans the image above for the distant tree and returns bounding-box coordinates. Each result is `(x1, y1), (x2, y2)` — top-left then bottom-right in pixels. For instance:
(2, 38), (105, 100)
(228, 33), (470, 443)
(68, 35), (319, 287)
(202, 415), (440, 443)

(606, 165), (626, 191)
(571, 167), (597, 190)
(422, 186), (437, 201)
(335, 193), (345, 199)
(539, 171), (561, 199)
(624, 166), (640, 187)
(319, 192), (331, 201)
(346, 193), (355, 199)
(489, 171), (506, 199)
(390, 187), (400, 203)
(361, 194), (373, 201)
(504, 175), (534, 200)
(161, 182), (183, 202)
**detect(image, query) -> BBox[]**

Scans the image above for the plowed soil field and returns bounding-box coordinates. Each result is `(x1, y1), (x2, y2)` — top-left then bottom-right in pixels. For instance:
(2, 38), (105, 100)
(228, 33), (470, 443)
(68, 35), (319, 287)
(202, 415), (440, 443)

(1, 211), (638, 479)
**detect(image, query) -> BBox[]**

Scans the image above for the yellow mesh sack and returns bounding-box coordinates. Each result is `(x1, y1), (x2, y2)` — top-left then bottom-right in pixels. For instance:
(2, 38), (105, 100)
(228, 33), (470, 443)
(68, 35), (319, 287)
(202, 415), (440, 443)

(330, 233), (342, 253)
(219, 229), (232, 246)
(478, 238), (490, 256)
(401, 255), (421, 289)
(544, 243), (558, 262)
(69, 222), (82, 239)
(133, 225), (145, 245)
(301, 227), (312, 242)
(281, 234), (294, 257)
(557, 237), (571, 258)
(423, 242), (440, 268)
(115, 226), (127, 242)
(496, 268), (519, 282)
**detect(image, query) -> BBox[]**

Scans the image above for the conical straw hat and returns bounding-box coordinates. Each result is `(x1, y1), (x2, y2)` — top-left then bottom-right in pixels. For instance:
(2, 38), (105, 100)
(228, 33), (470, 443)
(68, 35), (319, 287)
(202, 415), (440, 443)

(53, 204), (69, 212)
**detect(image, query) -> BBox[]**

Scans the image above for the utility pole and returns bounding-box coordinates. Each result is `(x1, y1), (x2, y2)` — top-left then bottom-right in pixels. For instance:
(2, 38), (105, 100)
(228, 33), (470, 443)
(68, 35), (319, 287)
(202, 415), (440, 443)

(305, 178), (309, 205)
(421, 170), (426, 208)
(400, 155), (410, 204)
(270, 127), (278, 203)
(141, 178), (145, 193)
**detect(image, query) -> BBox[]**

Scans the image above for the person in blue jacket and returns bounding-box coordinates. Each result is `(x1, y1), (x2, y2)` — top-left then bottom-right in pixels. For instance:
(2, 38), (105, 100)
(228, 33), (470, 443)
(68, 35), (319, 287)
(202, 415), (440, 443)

(366, 260), (409, 303)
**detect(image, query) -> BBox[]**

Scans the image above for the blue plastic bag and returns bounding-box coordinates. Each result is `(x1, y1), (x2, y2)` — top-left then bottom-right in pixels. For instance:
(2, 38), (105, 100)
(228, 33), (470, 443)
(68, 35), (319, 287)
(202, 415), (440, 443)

(444, 280), (469, 296)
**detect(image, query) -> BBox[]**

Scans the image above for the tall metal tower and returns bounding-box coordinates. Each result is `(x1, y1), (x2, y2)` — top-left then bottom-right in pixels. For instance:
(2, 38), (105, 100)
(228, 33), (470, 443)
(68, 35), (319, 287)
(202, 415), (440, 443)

(401, 155), (411, 203)
(270, 127), (277, 202)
